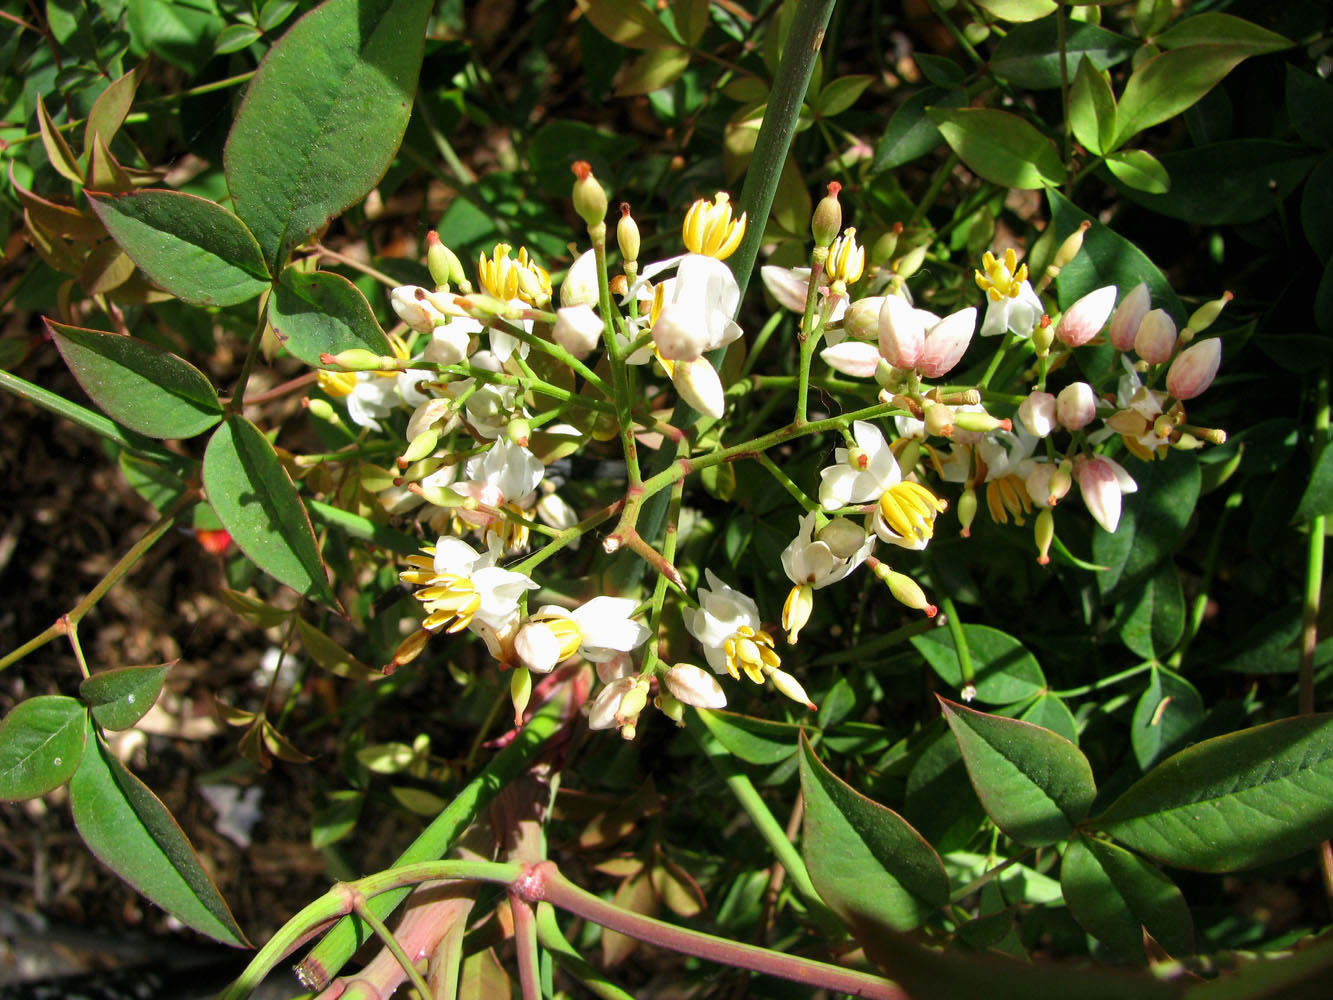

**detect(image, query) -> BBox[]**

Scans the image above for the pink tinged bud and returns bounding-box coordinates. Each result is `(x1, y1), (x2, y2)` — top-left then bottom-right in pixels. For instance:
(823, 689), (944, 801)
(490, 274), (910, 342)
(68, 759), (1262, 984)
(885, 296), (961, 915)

(917, 307), (977, 379)
(1108, 282), (1150, 351)
(1019, 391), (1057, 438)
(1056, 381), (1097, 431)
(760, 266), (812, 314)
(820, 340), (880, 378)
(1055, 285), (1117, 348)
(665, 663), (727, 709)
(878, 295), (925, 369)
(587, 678), (636, 730)
(553, 304), (603, 358)
(1166, 338), (1222, 400)
(1134, 308), (1177, 364)
(1076, 455), (1136, 534)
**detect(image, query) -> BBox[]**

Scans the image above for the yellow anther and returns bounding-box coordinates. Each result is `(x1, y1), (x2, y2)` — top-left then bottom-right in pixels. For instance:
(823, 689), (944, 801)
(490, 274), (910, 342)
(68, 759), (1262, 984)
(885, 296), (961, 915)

(478, 244), (551, 306)
(317, 370), (358, 397)
(974, 248), (1029, 302)
(531, 614), (584, 662)
(826, 228), (865, 286)
(878, 482), (949, 543)
(984, 474), (1033, 526)
(410, 573), (482, 634)
(683, 193), (746, 260)
(723, 625), (779, 683)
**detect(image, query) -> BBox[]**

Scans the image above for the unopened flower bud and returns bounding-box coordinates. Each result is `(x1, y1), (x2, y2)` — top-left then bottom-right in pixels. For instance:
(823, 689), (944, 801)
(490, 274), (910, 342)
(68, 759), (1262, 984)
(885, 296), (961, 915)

(1108, 282), (1150, 351)
(924, 401), (954, 437)
(812, 181), (843, 248)
(767, 668), (816, 710)
(1188, 291), (1233, 334)
(402, 428), (440, 464)
(877, 565), (937, 617)
(843, 296), (885, 341)
(506, 417), (531, 447)
(560, 250), (599, 309)
(1034, 508), (1054, 565)
(323, 348), (389, 371)
(958, 486), (977, 537)
(665, 663), (727, 709)
(510, 667), (532, 724)
(871, 224), (902, 266)
(1166, 338), (1222, 400)
(1053, 221), (1091, 270)
(1056, 381), (1097, 431)
(817, 518), (868, 559)
(1134, 308), (1177, 364)
(1051, 459), (1073, 504)
(1055, 285), (1116, 348)
(954, 410), (1011, 434)
(1031, 317), (1055, 358)
(1018, 391), (1057, 438)
(426, 232), (467, 291)
(893, 243), (928, 279)
(571, 161), (608, 228)
(656, 690), (686, 725)
(306, 398), (339, 423)
(617, 204), (640, 267)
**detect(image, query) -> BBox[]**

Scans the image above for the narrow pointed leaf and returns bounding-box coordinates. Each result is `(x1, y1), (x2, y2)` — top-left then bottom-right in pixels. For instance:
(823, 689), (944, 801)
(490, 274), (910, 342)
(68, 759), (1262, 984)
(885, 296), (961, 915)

(695, 708), (799, 764)
(799, 732), (949, 933)
(1115, 45), (1263, 147)
(940, 697), (1097, 846)
(268, 267), (390, 367)
(36, 94), (84, 184)
(47, 319), (223, 439)
(69, 720), (248, 945)
(224, 0), (431, 269)
(0, 696), (87, 801)
(1062, 835), (1194, 963)
(928, 107), (1065, 189)
(79, 664), (172, 731)
(1153, 13), (1291, 54)
(1105, 149), (1170, 194)
(84, 65), (146, 158)
(1070, 57), (1118, 155)
(89, 190), (271, 306)
(1094, 714), (1333, 872)
(203, 415), (337, 607)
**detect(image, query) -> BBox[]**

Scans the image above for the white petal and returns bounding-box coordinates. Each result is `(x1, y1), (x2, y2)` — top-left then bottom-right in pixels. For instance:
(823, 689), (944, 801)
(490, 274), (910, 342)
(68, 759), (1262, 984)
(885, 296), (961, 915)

(820, 341), (881, 378)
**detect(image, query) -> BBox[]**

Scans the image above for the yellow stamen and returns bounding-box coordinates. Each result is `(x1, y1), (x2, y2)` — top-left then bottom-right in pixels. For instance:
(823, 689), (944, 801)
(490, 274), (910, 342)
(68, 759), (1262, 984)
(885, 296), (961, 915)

(478, 244), (551, 306)
(683, 193), (746, 260)
(410, 573), (482, 634)
(317, 370), (358, 397)
(878, 482), (949, 543)
(985, 474), (1033, 526)
(531, 614), (584, 662)
(826, 228), (865, 285)
(974, 247), (1029, 301)
(722, 625), (780, 683)
(783, 584), (814, 644)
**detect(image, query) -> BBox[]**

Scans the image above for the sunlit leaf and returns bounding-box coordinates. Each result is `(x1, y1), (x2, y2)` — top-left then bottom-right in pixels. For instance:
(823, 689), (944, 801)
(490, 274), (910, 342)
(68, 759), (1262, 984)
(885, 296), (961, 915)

(0, 696), (87, 801)
(928, 107), (1066, 189)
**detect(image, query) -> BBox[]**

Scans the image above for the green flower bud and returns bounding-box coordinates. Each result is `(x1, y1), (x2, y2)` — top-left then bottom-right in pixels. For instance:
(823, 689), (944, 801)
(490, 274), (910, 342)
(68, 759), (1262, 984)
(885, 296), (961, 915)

(812, 181), (843, 248)
(572, 161), (608, 228)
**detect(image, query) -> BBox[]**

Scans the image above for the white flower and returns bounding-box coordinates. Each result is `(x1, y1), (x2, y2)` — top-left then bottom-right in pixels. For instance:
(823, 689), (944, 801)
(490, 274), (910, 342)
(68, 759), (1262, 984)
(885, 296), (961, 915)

(455, 438), (544, 549)
(342, 373), (401, 431)
(664, 663), (727, 709)
(780, 512), (873, 642)
(818, 420), (901, 510)
(514, 597), (650, 674)
(400, 535), (537, 634)
(760, 265), (848, 323)
(1017, 391), (1057, 438)
(560, 249), (600, 309)
(683, 570), (779, 682)
(1056, 285), (1116, 348)
(668, 356), (726, 420)
(423, 316), (482, 367)
(650, 253), (742, 361)
(586, 676), (649, 737)
(975, 248), (1044, 338)
(552, 304), (603, 358)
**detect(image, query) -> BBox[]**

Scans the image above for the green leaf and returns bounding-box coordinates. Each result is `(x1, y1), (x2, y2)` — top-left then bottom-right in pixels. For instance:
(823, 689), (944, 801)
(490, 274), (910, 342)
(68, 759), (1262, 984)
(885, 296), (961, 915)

(1070, 57), (1118, 155)
(35, 94), (84, 185)
(1117, 562), (1185, 660)
(295, 618), (381, 681)
(1130, 667), (1203, 772)
(1115, 45), (1266, 147)
(259, 0), (300, 32)
(817, 74), (874, 117)
(127, 0), (227, 75)
(992, 18), (1136, 91)
(1105, 149), (1170, 194)
(79, 664), (172, 731)
(1049, 190), (1181, 318)
(69, 721), (248, 946)
(928, 107), (1066, 189)
(88, 190), (271, 306)
(905, 721), (987, 853)
(46, 320), (223, 439)
(1320, 255), (1333, 338)
(872, 88), (965, 172)
(1062, 836), (1194, 962)
(1093, 714), (1333, 872)
(312, 789), (364, 848)
(0, 696), (87, 801)
(1294, 440), (1333, 521)
(1092, 452), (1200, 599)
(913, 54), (965, 90)
(971, 0), (1056, 23)
(215, 24), (263, 55)
(799, 733), (949, 934)
(224, 0), (431, 269)
(1153, 12), (1291, 54)
(203, 415), (337, 607)
(1019, 694), (1078, 746)
(575, 0), (677, 49)
(1112, 141), (1316, 225)
(912, 625), (1046, 705)
(268, 268), (391, 367)
(84, 64), (145, 155)
(615, 47), (690, 96)
(695, 708), (799, 765)
(1286, 65), (1333, 150)
(940, 697), (1097, 847)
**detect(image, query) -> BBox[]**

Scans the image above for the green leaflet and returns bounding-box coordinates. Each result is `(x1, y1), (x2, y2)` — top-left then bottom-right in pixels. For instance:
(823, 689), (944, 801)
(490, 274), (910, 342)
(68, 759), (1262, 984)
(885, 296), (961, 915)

(0, 696), (87, 801)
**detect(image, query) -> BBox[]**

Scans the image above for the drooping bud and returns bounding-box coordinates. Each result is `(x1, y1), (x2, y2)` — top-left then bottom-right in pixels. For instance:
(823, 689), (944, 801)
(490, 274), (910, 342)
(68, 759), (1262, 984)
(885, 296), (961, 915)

(322, 348), (392, 371)
(665, 663), (727, 709)
(1056, 381), (1097, 431)
(306, 398), (339, 424)
(812, 181), (843, 248)
(656, 690), (686, 726)
(767, 668), (816, 710)
(844, 296), (886, 341)
(1188, 290), (1233, 334)
(1166, 338), (1222, 400)
(893, 243), (928, 279)
(1108, 282), (1150, 351)
(870, 223), (902, 266)
(958, 486), (977, 537)
(510, 667), (532, 725)
(1031, 315), (1055, 357)
(671, 356), (726, 420)
(617, 204), (640, 267)
(552, 304), (603, 358)
(571, 161), (608, 228)
(953, 410), (1012, 434)
(1055, 285), (1117, 348)
(1051, 459), (1073, 504)
(1018, 391), (1057, 438)
(506, 417), (531, 447)
(875, 563), (938, 617)
(1034, 508), (1054, 565)
(818, 518), (869, 559)
(1134, 308), (1177, 364)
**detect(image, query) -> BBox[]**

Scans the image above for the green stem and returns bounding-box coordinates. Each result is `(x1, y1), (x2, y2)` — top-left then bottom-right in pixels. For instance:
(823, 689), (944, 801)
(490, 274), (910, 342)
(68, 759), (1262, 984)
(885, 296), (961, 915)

(1168, 489), (1242, 670)
(755, 452), (820, 512)
(510, 897), (541, 1000)
(350, 890), (433, 999)
(1049, 660), (1155, 699)
(294, 703), (565, 990)
(534, 903), (635, 1000)
(937, 595), (975, 692)
(1300, 367), (1329, 717)
(227, 310), (268, 416)
(794, 257), (827, 426)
